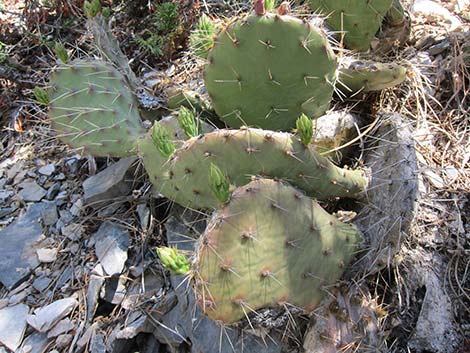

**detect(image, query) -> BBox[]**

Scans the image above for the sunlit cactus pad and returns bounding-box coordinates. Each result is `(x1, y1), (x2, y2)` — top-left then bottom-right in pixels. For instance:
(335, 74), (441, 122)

(309, 0), (393, 51)
(153, 128), (367, 209)
(204, 12), (337, 131)
(194, 178), (361, 323)
(48, 60), (145, 157)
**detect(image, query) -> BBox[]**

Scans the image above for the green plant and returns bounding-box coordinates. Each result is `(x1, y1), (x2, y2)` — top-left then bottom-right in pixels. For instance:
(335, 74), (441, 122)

(0, 41), (7, 63)
(154, 2), (179, 33)
(189, 14), (216, 58)
(134, 32), (164, 57)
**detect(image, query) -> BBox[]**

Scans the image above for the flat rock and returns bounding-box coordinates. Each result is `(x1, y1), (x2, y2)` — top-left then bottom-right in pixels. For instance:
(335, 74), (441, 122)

(0, 203), (46, 289)
(40, 202), (58, 226)
(0, 304), (29, 351)
(16, 332), (49, 353)
(27, 297), (78, 333)
(38, 164), (55, 176)
(47, 318), (75, 338)
(36, 248), (58, 263)
(61, 223), (84, 241)
(93, 222), (130, 276)
(18, 181), (47, 202)
(32, 276), (52, 292)
(83, 157), (138, 207)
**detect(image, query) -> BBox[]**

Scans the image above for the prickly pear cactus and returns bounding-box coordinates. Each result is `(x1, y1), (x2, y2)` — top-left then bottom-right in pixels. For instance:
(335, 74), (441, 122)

(338, 59), (407, 95)
(194, 178), (362, 323)
(308, 0), (393, 51)
(48, 60), (146, 157)
(147, 128), (368, 209)
(204, 9), (337, 130)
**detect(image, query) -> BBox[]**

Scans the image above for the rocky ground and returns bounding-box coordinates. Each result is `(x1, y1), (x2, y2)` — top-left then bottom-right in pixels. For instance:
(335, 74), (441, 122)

(0, 0), (469, 352)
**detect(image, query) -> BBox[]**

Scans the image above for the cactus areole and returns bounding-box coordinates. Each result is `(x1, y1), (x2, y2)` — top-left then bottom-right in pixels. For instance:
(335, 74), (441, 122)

(204, 11), (337, 131)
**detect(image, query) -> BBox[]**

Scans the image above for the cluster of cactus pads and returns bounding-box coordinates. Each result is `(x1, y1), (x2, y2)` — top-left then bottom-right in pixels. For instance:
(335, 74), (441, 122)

(45, 0), (412, 325)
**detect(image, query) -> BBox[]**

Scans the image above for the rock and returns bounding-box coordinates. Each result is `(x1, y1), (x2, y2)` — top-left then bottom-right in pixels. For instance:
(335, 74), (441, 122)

(55, 334), (73, 349)
(70, 198), (83, 217)
(26, 297), (78, 333)
(47, 318), (75, 338)
(136, 203), (150, 229)
(92, 222), (130, 276)
(86, 266), (105, 323)
(83, 157), (138, 207)
(46, 183), (61, 200)
(0, 204), (18, 218)
(59, 209), (73, 224)
(0, 299), (8, 309)
(61, 223), (84, 241)
(0, 304), (29, 351)
(40, 202), (58, 226)
(90, 332), (106, 353)
(18, 181), (47, 202)
(32, 276), (52, 292)
(101, 276), (127, 305)
(406, 249), (461, 352)
(0, 203), (46, 289)
(36, 248), (58, 263)
(0, 190), (14, 204)
(8, 290), (29, 305)
(411, 0), (462, 30)
(38, 164), (55, 176)
(16, 332), (49, 353)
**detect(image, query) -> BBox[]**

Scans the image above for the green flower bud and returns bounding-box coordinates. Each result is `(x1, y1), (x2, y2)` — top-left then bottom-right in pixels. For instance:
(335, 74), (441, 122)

(178, 106), (198, 138)
(157, 247), (190, 275)
(33, 87), (50, 106)
(54, 42), (68, 64)
(296, 113), (313, 146)
(209, 163), (230, 204)
(151, 122), (175, 158)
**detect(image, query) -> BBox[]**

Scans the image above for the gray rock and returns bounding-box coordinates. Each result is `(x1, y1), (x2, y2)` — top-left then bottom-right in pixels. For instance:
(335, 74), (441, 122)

(38, 164), (55, 176)
(15, 332), (49, 353)
(47, 318), (75, 338)
(36, 248), (58, 263)
(101, 276), (127, 305)
(32, 276), (52, 292)
(86, 266), (105, 323)
(27, 297), (78, 333)
(55, 334), (73, 349)
(59, 209), (73, 224)
(70, 198), (83, 217)
(0, 203), (46, 289)
(0, 205), (18, 218)
(90, 333), (106, 353)
(40, 202), (58, 226)
(46, 183), (61, 200)
(93, 222), (130, 276)
(0, 190), (14, 204)
(0, 304), (29, 351)
(83, 157), (138, 207)
(61, 223), (84, 241)
(18, 181), (47, 202)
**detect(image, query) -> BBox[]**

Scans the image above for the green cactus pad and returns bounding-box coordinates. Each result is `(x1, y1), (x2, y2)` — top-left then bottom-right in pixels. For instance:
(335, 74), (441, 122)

(204, 12), (337, 131)
(194, 178), (361, 323)
(308, 0), (393, 51)
(338, 59), (407, 94)
(152, 128), (367, 209)
(48, 60), (146, 157)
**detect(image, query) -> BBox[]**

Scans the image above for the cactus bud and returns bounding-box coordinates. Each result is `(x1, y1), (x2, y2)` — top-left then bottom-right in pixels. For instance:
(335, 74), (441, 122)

(54, 42), (68, 64)
(296, 113), (313, 146)
(84, 0), (101, 18)
(151, 122), (175, 158)
(254, 0), (266, 16)
(189, 13), (216, 58)
(34, 87), (49, 106)
(209, 163), (230, 203)
(157, 247), (190, 275)
(277, 1), (290, 15)
(101, 6), (111, 18)
(178, 106), (198, 138)
(265, 0), (276, 11)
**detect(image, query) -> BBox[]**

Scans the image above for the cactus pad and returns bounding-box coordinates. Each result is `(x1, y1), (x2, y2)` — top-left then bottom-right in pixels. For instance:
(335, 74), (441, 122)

(48, 60), (146, 157)
(204, 12), (337, 130)
(308, 0), (393, 51)
(194, 178), (361, 323)
(338, 59), (407, 94)
(155, 128), (367, 209)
